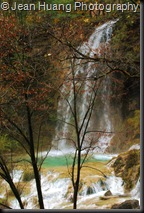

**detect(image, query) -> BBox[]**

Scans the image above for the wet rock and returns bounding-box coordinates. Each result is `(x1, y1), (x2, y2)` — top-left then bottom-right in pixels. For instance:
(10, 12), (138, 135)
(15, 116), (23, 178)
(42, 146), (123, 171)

(100, 196), (111, 200)
(98, 179), (107, 190)
(118, 193), (130, 197)
(112, 149), (140, 191)
(86, 186), (94, 195)
(111, 199), (140, 209)
(100, 195), (118, 200)
(104, 190), (112, 196)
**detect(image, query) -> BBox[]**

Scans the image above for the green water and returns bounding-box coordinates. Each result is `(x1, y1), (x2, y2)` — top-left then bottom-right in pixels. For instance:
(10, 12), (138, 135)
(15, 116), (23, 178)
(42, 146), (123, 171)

(42, 155), (73, 167)
(42, 155), (107, 168)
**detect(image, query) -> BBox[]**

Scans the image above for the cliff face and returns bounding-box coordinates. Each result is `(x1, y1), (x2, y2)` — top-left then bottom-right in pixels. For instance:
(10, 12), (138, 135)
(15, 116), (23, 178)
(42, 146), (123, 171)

(112, 148), (140, 192)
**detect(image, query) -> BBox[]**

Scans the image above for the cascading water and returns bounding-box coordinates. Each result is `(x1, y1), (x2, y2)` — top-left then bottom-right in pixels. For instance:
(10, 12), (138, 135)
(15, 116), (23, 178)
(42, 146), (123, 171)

(9, 169), (126, 209)
(8, 168), (140, 209)
(52, 20), (117, 153)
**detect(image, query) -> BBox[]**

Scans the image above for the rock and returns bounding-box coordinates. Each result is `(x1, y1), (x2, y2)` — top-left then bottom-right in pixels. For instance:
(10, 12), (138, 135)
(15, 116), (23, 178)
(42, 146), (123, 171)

(104, 190), (112, 196)
(112, 149), (140, 191)
(99, 195), (118, 200)
(111, 199), (140, 209)
(98, 179), (107, 190)
(118, 193), (130, 197)
(86, 186), (94, 195)
(100, 196), (110, 200)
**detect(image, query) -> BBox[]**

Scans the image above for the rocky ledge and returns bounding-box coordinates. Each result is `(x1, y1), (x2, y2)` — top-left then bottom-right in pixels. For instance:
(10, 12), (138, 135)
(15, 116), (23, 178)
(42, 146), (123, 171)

(111, 148), (140, 191)
(111, 199), (140, 209)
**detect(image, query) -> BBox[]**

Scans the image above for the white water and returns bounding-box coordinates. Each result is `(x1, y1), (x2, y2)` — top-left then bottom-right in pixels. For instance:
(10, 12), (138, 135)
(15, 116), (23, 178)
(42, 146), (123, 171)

(10, 171), (71, 209)
(9, 169), (140, 209)
(11, 170), (23, 183)
(9, 169), (126, 209)
(129, 144), (140, 150)
(2, 159), (140, 209)
(52, 20), (117, 154)
(131, 177), (140, 204)
(93, 153), (117, 161)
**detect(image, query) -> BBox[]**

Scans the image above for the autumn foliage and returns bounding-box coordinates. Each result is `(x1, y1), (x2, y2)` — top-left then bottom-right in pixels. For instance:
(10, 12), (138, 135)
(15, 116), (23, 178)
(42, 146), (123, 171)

(0, 15), (21, 58)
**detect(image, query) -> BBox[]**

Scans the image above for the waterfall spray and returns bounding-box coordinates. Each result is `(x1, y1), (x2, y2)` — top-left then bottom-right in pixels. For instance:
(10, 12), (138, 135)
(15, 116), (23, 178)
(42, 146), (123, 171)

(53, 20), (117, 153)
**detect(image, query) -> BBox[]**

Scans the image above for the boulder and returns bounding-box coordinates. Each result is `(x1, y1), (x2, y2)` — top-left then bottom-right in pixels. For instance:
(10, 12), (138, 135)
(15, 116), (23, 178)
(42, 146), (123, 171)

(104, 190), (112, 196)
(112, 149), (140, 191)
(111, 199), (140, 209)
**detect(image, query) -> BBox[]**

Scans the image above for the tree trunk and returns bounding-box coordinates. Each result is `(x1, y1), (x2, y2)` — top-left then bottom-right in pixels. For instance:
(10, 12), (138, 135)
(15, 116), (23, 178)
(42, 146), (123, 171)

(9, 181), (24, 209)
(73, 149), (81, 209)
(0, 156), (24, 209)
(26, 100), (44, 209)
(31, 152), (44, 209)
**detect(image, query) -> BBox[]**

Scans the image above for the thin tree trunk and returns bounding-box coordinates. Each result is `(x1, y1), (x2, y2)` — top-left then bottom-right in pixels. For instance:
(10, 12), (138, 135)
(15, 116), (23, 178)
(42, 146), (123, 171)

(9, 181), (24, 209)
(0, 156), (24, 209)
(26, 98), (44, 209)
(73, 149), (81, 209)
(30, 151), (44, 209)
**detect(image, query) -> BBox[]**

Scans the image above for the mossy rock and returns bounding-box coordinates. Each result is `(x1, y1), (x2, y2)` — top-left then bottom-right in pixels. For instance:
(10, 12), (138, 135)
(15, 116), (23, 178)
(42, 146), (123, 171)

(112, 149), (140, 191)
(125, 151), (139, 169)
(113, 156), (125, 175)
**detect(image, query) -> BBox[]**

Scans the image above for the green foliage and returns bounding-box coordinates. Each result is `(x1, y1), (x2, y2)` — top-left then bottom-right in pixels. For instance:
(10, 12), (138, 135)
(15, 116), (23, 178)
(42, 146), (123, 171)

(0, 135), (19, 153)
(111, 12), (140, 70)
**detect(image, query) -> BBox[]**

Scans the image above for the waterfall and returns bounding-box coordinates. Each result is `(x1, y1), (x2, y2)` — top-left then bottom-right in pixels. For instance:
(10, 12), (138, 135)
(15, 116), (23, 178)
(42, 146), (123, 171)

(52, 20), (117, 153)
